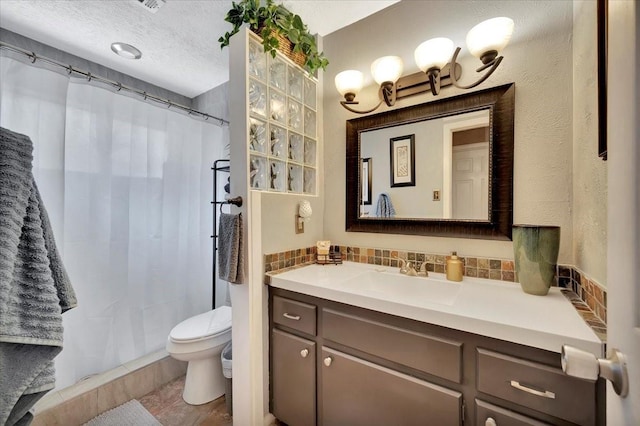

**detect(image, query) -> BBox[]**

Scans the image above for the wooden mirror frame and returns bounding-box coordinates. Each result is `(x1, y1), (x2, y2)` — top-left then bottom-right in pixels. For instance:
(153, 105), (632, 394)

(345, 83), (515, 240)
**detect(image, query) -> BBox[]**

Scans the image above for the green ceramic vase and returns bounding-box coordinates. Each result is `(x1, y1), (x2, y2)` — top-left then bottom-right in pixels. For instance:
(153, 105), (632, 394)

(512, 225), (561, 296)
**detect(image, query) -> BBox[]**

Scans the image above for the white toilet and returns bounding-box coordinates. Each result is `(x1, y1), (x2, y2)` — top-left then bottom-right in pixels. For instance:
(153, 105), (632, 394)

(166, 306), (232, 405)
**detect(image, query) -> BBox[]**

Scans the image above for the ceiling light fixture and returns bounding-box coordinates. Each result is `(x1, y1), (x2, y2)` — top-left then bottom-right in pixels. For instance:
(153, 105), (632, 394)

(335, 17), (514, 114)
(110, 42), (142, 60)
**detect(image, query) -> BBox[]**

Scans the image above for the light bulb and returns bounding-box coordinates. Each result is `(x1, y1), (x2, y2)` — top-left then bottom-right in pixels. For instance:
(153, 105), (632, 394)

(370, 56), (404, 85)
(335, 70), (364, 99)
(414, 37), (455, 72)
(466, 17), (514, 61)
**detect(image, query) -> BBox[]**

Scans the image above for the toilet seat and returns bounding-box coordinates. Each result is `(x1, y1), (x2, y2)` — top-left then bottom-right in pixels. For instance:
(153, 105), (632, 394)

(169, 305), (232, 343)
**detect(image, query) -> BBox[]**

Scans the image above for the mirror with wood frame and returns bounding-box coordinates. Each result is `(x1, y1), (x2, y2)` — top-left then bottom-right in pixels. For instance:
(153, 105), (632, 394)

(345, 83), (515, 240)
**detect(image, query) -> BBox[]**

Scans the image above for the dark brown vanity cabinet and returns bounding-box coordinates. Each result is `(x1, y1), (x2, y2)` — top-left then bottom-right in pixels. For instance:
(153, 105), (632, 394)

(271, 296), (317, 425)
(269, 288), (603, 426)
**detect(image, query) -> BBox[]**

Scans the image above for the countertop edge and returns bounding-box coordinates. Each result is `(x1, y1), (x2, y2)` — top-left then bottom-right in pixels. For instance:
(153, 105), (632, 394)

(268, 264), (605, 358)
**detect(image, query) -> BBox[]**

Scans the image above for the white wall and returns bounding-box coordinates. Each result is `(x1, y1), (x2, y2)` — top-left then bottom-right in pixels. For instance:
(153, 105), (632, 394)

(572, 0), (607, 286)
(322, 1), (576, 263)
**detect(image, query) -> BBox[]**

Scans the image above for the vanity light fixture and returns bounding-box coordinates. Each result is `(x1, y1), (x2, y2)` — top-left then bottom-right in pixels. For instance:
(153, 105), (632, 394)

(110, 42), (142, 60)
(335, 17), (514, 114)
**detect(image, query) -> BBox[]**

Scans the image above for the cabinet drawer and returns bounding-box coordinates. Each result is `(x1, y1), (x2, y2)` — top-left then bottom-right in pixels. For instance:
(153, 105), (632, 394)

(322, 347), (461, 426)
(323, 308), (462, 383)
(475, 399), (550, 426)
(273, 296), (316, 335)
(477, 348), (596, 426)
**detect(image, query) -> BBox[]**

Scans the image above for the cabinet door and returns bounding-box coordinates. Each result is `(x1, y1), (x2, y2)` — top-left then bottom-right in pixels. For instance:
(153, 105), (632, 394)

(321, 347), (462, 426)
(272, 329), (316, 426)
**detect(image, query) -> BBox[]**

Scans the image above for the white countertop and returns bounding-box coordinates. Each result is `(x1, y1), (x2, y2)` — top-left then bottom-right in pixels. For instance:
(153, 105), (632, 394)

(269, 262), (604, 357)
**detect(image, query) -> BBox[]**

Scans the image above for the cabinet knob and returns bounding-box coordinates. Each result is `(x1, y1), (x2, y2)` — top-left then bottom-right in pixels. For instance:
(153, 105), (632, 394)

(323, 356), (333, 367)
(300, 348), (309, 358)
(485, 417), (497, 426)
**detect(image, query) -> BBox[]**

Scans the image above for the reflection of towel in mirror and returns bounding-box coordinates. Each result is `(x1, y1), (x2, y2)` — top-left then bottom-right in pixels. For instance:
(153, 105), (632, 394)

(218, 212), (245, 284)
(0, 127), (77, 425)
(375, 193), (396, 218)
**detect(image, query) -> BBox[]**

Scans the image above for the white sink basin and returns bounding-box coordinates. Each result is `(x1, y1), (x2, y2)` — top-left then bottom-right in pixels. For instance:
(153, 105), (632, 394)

(341, 270), (462, 306)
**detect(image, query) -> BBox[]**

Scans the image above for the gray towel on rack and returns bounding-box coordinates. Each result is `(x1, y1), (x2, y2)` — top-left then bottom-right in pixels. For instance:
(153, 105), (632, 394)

(218, 212), (245, 284)
(375, 193), (396, 218)
(0, 127), (77, 425)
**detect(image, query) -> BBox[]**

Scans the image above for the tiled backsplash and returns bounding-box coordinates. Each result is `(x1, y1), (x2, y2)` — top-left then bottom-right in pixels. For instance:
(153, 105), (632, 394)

(339, 246), (517, 282)
(264, 244), (608, 333)
(264, 246), (317, 273)
(558, 265), (607, 324)
(265, 245), (517, 282)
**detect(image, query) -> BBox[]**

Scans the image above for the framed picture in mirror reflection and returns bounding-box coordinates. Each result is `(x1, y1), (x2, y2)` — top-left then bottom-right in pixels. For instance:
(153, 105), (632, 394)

(361, 157), (372, 205)
(390, 134), (415, 187)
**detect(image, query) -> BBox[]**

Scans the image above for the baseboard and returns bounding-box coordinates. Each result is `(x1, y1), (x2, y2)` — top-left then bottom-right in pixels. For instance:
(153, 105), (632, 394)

(264, 412), (277, 425)
(31, 350), (187, 425)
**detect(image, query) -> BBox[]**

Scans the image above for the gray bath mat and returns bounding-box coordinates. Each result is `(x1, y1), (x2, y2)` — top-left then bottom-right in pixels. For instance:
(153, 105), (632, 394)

(83, 400), (161, 426)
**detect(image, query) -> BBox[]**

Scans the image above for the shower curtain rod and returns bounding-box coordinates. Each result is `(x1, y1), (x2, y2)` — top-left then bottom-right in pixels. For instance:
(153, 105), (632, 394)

(0, 41), (230, 126)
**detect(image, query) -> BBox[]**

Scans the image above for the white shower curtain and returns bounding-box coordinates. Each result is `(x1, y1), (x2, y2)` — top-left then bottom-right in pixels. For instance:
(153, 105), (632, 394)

(0, 54), (224, 389)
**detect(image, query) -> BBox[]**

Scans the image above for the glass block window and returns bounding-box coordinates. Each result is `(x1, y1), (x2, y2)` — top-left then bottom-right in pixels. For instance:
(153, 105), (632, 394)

(247, 36), (317, 194)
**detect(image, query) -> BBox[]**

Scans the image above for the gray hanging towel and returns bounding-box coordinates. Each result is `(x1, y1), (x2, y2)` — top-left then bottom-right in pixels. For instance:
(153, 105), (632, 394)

(0, 127), (77, 425)
(218, 212), (245, 284)
(375, 193), (396, 218)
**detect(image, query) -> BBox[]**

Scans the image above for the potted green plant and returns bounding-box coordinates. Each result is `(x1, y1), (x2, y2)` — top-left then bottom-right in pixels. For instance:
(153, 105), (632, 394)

(218, 0), (329, 75)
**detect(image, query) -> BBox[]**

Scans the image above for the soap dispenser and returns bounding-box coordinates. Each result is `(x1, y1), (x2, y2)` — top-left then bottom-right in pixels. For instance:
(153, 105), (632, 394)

(446, 252), (463, 282)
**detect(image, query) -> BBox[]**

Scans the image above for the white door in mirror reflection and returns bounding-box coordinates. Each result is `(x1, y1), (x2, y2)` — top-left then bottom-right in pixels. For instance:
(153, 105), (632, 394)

(441, 109), (490, 220)
(452, 143), (489, 219)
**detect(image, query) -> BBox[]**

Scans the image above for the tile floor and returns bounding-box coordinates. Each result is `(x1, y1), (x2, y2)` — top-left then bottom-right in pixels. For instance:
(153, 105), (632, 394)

(138, 376), (232, 425)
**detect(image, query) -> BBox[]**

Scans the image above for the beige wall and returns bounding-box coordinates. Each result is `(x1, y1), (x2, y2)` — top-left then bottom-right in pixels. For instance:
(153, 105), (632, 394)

(572, 0), (607, 286)
(322, 1), (577, 263)
(261, 193), (324, 253)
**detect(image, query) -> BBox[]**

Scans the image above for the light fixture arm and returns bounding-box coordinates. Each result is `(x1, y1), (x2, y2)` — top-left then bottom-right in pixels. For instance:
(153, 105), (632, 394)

(449, 47), (504, 90)
(339, 100), (384, 115)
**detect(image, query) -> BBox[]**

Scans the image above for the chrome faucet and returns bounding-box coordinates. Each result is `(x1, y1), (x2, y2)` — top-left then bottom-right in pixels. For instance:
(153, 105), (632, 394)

(396, 257), (408, 274)
(405, 262), (418, 276)
(417, 261), (429, 277)
(394, 256), (418, 276)
(394, 256), (410, 274)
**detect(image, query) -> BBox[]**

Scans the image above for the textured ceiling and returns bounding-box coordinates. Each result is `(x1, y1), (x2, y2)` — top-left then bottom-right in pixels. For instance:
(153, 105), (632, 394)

(0, 0), (398, 98)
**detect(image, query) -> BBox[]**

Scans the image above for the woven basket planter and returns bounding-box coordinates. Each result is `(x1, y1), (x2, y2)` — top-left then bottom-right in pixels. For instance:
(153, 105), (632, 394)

(253, 25), (307, 69)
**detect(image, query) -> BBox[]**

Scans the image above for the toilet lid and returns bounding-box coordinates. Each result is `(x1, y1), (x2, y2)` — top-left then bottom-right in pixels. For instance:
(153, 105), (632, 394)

(169, 306), (232, 342)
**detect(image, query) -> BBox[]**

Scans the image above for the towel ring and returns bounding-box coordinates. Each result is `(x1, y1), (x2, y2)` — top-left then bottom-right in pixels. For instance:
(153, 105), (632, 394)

(219, 196), (243, 214)
(220, 203), (232, 214)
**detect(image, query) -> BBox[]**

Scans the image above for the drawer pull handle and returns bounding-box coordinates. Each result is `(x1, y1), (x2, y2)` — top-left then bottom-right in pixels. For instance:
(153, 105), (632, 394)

(510, 380), (556, 399)
(283, 313), (301, 321)
(324, 357), (333, 367)
(485, 418), (497, 426)
(300, 349), (309, 358)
